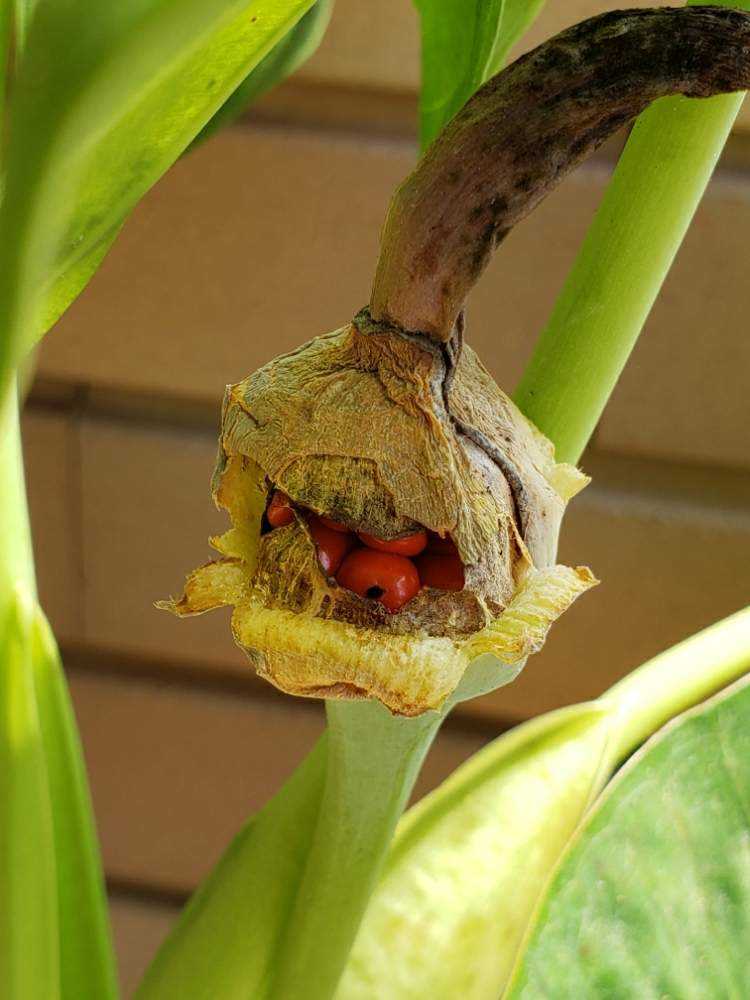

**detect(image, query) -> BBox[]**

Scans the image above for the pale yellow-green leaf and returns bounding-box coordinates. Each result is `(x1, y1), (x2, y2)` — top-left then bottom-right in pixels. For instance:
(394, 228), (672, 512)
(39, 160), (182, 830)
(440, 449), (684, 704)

(336, 703), (610, 999)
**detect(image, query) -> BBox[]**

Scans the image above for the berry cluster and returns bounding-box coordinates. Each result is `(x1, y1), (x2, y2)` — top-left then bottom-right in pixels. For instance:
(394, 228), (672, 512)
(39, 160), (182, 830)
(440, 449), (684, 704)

(266, 490), (464, 613)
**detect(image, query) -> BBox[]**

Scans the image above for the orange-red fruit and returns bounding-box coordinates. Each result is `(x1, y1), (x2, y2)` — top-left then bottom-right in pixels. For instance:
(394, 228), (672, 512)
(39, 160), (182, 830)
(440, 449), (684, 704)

(267, 490), (295, 527)
(415, 552), (465, 591)
(358, 529), (428, 557)
(426, 531), (458, 556)
(308, 516), (356, 576)
(319, 515), (351, 533)
(336, 549), (421, 613)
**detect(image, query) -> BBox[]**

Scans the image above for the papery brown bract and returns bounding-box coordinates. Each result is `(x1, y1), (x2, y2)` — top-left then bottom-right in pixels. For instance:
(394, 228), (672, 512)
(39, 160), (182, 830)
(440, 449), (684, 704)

(160, 320), (594, 715)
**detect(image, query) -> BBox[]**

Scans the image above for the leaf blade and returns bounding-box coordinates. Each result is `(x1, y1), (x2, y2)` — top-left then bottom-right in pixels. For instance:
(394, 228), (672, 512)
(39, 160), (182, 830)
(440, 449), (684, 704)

(507, 674), (750, 998)
(0, 0), (316, 381)
(0, 591), (59, 1000)
(338, 609), (750, 1000)
(191, 0), (334, 149)
(414, 0), (505, 148)
(31, 610), (118, 1000)
(336, 703), (611, 999)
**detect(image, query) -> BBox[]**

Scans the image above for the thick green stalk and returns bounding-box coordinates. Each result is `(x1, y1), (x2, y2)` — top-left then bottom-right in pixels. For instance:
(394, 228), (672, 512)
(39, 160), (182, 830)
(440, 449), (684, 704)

(138, 656), (518, 998)
(0, 380), (59, 999)
(32, 611), (119, 1000)
(514, 2), (749, 464)
(0, 380), (117, 998)
(0, 381), (36, 607)
(139, 707), (441, 1000)
(268, 699), (442, 999)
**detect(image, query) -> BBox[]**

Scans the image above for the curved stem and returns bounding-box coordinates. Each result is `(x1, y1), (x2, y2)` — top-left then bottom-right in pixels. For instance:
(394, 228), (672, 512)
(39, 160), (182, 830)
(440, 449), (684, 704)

(370, 7), (750, 343)
(269, 698), (442, 999)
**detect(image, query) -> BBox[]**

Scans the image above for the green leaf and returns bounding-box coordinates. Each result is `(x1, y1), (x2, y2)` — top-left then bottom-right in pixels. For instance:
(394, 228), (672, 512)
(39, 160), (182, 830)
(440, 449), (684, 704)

(191, 0), (334, 149)
(338, 609), (750, 1000)
(0, 0), (316, 383)
(31, 609), (118, 1000)
(137, 734), (329, 999)
(487, 0), (546, 75)
(0, 589), (59, 1000)
(507, 673), (750, 998)
(415, 0), (504, 149)
(42, 223), (124, 336)
(0, 8), (10, 114)
(414, 0), (546, 149)
(336, 703), (611, 1000)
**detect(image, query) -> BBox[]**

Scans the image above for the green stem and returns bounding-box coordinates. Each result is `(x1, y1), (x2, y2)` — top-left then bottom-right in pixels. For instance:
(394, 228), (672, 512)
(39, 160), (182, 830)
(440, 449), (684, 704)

(0, 379), (36, 606)
(138, 703), (441, 999)
(514, 2), (749, 465)
(604, 606), (750, 764)
(0, 379), (117, 999)
(269, 699), (442, 999)
(0, 379), (59, 999)
(31, 611), (119, 1000)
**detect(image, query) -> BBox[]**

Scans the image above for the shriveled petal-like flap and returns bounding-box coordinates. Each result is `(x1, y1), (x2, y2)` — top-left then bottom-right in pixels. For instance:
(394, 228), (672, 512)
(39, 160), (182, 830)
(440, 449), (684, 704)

(465, 565), (598, 664)
(545, 463), (590, 503)
(231, 602), (469, 717)
(157, 558), (249, 616)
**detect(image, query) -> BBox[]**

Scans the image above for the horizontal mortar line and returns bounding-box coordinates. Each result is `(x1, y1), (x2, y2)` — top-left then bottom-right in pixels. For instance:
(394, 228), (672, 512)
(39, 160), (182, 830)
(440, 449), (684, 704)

(26, 385), (750, 517)
(27, 379), (221, 438)
(243, 78), (420, 146)
(239, 82), (750, 175)
(580, 450), (750, 520)
(108, 875), (190, 911)
(61, 640), (518, 741)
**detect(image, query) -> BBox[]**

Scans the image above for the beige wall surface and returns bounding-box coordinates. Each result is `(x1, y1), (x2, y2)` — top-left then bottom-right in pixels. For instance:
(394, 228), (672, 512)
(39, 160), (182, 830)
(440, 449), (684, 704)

(24, 4), (750, 990)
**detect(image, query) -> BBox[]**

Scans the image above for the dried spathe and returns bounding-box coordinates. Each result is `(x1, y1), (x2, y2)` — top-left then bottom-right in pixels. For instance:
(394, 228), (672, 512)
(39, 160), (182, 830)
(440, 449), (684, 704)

(161, 321), (594, 715)
(161, 8), (750, 715)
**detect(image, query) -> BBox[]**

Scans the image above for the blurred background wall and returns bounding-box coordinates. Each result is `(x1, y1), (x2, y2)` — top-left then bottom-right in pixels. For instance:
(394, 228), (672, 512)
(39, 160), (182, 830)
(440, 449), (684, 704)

(22, 0), (750, 992)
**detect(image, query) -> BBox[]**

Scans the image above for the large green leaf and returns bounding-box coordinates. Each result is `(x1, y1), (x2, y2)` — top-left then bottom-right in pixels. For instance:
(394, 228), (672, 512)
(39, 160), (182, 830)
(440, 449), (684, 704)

(0, 0), (316, 383)
(0, 590), (59, 1000)
(192, 0), (334, 149)
(338, 609), (750, 999)
(0, 8), (9, 115)
(337, 703), (610, 1000)
(31, 610), (118, 1000)
(137, 734), (329, 999)
(414, 0), (546, 148)
(507, 673), (750, 998)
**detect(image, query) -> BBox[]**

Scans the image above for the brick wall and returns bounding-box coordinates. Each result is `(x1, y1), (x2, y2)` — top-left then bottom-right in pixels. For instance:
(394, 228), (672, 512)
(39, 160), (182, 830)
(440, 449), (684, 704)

(24, 2), (750, 992)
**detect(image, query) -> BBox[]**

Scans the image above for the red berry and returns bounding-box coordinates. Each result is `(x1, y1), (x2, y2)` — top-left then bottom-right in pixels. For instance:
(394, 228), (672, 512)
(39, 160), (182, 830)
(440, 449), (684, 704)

(308, 516), (356, 576)
(267, 490), (295, 527)
(415, 552), (465, 591)
(358, 529), (428, 557)
(426, 531), (458, 556)
(319, 515), (350, 533)
(336, 549), (420, 613)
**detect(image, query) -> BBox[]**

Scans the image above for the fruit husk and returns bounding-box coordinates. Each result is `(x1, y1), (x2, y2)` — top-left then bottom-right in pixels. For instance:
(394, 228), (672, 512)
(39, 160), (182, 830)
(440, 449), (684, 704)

(160, 320), (595, 715)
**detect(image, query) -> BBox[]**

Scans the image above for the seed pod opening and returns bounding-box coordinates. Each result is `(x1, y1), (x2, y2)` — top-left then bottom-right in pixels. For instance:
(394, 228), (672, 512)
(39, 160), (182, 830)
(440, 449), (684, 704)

(160, 7), (750, 715)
